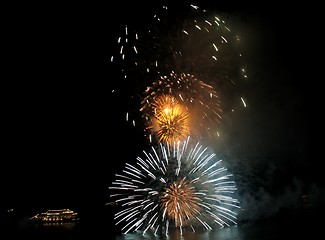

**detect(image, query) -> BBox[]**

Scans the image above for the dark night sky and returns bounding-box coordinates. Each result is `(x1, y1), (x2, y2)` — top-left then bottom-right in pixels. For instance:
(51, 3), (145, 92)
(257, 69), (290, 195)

(2, 0), (321, 223)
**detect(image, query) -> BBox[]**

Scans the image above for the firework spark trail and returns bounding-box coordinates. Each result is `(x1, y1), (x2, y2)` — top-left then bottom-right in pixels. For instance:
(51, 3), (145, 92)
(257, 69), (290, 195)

(108, 137), (240, 236)
(140, 72), (223, 144)
(110, 3), (244, 83)
(109, 3), (248, 130)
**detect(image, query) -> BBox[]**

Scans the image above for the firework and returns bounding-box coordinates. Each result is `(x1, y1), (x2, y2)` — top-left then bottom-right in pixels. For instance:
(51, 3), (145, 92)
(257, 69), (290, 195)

(108, 137), (240, 236)
(140, 71), (222, 143)
(148, 93), (190, 144)
(109, 3), (247, 129)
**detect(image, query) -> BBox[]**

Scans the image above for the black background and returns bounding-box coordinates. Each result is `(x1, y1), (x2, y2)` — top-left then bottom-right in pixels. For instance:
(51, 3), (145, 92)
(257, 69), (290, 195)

(2, 0), (320, 225)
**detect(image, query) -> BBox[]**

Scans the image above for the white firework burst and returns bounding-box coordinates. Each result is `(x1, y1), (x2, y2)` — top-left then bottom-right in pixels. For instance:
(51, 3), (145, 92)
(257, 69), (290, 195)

(108, 137), (241, 236)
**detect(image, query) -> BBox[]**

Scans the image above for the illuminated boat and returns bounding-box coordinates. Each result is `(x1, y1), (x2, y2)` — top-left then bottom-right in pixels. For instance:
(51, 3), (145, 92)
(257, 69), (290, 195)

(30, 208), (79, 223)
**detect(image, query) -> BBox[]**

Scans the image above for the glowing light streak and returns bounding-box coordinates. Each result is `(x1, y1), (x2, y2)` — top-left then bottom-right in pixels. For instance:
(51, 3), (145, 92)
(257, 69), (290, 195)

(241, 97), (247, 107)
(108, 137), (240, 235)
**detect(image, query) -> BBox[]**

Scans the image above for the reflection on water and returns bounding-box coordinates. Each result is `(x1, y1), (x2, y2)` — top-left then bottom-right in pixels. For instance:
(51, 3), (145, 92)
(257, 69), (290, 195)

(115, 225), (242, 240)
(1, 207), (323, 240)
(33, 222), (78, 230)
(113, 209), (323, 240)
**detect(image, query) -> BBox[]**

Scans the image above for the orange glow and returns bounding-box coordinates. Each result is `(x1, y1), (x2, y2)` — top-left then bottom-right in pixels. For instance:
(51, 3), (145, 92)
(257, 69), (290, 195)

(160, 179), (201, 227)
(152, 95), (190, 144)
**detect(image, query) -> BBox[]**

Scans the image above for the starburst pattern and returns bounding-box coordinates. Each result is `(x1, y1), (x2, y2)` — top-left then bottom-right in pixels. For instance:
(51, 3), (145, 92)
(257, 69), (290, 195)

(140, 72), (222, 143)
(149, 94), (190, 144)
(109, 137), (240, 235)
(160, 178), (202, 227)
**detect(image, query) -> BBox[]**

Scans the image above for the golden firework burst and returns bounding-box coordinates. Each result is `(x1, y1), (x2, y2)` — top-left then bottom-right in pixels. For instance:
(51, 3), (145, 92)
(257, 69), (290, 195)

(151, 94), (190, 144)
(160, 178), (202, 227)
(140, 72), (224, 143)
